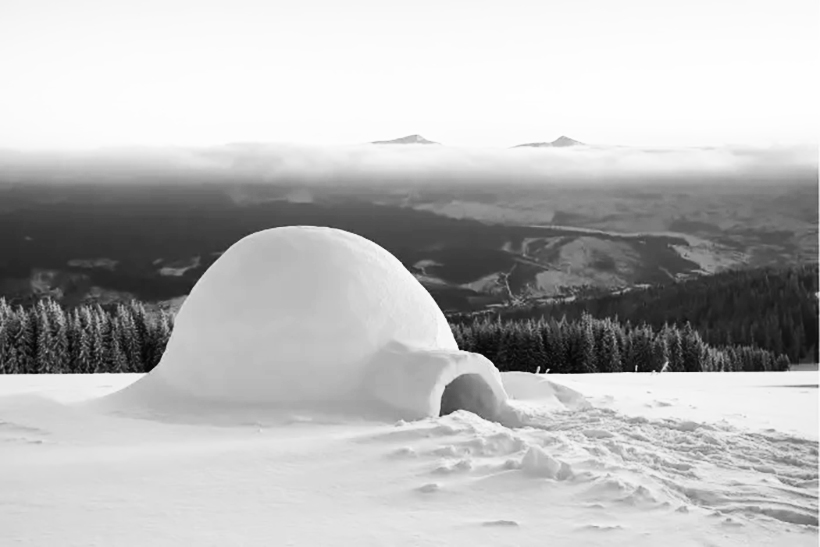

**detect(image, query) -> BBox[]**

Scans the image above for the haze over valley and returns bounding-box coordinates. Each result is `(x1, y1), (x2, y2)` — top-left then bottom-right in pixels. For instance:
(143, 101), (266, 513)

(0, 138), (815, 313)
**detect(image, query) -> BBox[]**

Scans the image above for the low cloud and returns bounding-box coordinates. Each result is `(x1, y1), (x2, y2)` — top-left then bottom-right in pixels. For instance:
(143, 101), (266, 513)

(1, 142), (816, 187)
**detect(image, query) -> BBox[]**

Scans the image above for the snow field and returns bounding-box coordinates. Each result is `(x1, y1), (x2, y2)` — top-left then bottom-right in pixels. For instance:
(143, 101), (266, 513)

(0, 370), (816, 546)
(0, 226), (815, 545)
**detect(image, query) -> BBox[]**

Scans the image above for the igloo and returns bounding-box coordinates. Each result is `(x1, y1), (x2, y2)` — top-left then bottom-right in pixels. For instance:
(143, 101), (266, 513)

(130, 226), (508, 421)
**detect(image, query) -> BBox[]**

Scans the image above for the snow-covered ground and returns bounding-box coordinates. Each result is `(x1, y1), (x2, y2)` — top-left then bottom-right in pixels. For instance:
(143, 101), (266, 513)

(1, 370), (816, 547)
(3, 227), (816, 545)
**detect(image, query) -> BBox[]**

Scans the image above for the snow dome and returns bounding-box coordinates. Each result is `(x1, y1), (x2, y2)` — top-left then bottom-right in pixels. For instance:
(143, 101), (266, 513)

(134, 226), (508, 420)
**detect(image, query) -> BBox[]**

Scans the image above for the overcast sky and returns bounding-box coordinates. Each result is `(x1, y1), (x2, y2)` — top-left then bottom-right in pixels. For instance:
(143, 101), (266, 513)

(0, 0), (817, 150)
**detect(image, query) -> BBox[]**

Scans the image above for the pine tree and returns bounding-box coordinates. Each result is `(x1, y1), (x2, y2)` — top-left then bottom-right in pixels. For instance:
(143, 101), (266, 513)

(148, 311), (173, 370)
(16, 309), (36, 373)
(3, 315), (23, 374)
(108, 317), (129, 373)
(0, 311), (13, 374)
(651, 333), (669, 372)
(664, 326), (684, 372)
(92, 310), (110, 373)
(578, 313), (597, 373)
(598, 319), (622, 373)
(627, 327), (654, 373)
(681, 322), (704, 373)
(47, 300), (70, 373)
(116, 305), (142, 372)
(35, 301), (55, 373)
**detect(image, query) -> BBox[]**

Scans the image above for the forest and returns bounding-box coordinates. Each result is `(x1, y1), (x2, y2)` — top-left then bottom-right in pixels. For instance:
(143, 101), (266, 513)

(0, 296), (791, 375)
(452, 264), (818, 364)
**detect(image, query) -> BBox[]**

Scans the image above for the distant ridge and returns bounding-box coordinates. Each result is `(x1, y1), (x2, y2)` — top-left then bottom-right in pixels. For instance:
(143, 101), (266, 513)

(371, 134), (440, 145)
(513, 136), (584, 148)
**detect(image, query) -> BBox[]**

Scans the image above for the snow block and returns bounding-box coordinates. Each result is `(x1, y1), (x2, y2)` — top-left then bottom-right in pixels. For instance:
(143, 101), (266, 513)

(127, 226), (497, 417)
(362, 342), (509, 421)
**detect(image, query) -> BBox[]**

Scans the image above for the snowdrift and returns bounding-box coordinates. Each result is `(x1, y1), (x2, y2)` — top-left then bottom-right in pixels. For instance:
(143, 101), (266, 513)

(116, 226), (508, 420)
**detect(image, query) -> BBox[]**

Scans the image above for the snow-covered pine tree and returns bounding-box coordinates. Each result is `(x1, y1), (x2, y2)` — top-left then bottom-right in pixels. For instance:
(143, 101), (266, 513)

(541, 317), (565, 373)
(524, 320), (547, 373)
(16, 308), (36, 373)
(651, 333), (669, 372)
(117, 305), (142, 372)
(108, 316), (130, 373)
(47, 300), (70, 373)
(71, 306), (91, 373)
(34, 301), (56, 373)
(628, 326), (655, 373)
(3, 314), (24, 374)
(66, 308), (82, 372)
(0, 310), (12, 373)
(92, 309), (110, 373)
(149, 311), (174, 370)
(595, 318), (621, 373)
(663, 325), (684, 372)
(579, 313), (597, 373)
(680, 322), (701, 372)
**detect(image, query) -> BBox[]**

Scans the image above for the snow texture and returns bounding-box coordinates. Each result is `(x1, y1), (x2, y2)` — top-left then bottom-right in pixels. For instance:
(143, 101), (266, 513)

(123, 226), (507, 420)
(0, 370), (817, 546)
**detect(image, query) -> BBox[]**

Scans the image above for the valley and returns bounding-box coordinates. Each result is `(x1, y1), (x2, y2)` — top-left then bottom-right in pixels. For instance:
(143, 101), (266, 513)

(0, 175), (815, 314)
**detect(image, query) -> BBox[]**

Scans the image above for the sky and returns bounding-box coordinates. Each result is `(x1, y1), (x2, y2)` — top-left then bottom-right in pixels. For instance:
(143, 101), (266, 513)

(0, 0), (817, 150)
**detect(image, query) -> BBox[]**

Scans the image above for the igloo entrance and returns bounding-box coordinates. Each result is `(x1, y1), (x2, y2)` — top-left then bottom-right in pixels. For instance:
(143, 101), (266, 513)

(439, 373), (500, 419)
(363, 342), (509, 421)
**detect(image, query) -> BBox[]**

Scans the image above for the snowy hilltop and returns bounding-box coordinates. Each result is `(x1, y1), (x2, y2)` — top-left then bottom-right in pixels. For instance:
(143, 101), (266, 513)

(513, 135), (585, 148)
(371, 134), (441, 145)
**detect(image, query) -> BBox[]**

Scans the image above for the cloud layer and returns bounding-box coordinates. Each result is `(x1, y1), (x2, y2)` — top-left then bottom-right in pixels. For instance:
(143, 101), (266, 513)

(1, 143), (816, 187)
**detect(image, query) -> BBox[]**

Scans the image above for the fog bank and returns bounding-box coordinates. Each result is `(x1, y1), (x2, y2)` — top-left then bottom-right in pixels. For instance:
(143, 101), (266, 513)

(0, 143), (816, 186)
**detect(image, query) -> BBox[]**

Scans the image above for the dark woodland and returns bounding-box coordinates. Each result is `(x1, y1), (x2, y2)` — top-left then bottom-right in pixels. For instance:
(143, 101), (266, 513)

(451, 265), (819, 365)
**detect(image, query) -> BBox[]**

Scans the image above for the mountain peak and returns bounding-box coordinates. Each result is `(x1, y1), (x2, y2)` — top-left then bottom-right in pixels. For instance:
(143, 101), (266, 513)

(550, 136), (583, 147)
(371, 135), (440, 145)
(512, 136), (585, 148)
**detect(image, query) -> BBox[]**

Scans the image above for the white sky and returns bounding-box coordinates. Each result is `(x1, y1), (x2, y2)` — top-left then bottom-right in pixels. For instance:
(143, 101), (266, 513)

(0, 0), (817, 149)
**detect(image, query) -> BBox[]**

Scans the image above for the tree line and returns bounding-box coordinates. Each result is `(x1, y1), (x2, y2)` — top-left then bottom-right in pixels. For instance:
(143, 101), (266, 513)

(0, 297), (790, 375)
(454, 264), (818, 364)
(0, 299), (173, 374)
(452, 313), (790, 374)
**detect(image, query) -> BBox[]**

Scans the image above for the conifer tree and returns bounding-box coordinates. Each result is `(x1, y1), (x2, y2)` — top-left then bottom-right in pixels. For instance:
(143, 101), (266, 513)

(651, 334), (669, 372)
(15, 309), (36, 373)
(116, 305), (142, 372)
(75, 308), (94, 373)
(0, 312), (12, 373)
(148, 312), (173, 371)
(598, 319), (622, 373)
(108, 317), (129, 373)
(47, 300), (70, 372)
(578, 313), (597, 373)
(92, 311), (110, 373)
(681, 322), (704, 372)
(539, 317), (561, 372)
(35, 301), (56, 373)
(7, 316), (25, 374)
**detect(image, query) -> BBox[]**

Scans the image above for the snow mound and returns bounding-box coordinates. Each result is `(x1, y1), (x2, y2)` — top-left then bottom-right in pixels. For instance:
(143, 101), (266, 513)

(363, 341), (508, 421)
(502, 372), (591, 411)
(122, 226), (508, 420)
